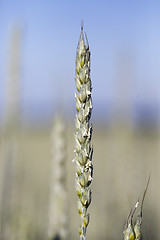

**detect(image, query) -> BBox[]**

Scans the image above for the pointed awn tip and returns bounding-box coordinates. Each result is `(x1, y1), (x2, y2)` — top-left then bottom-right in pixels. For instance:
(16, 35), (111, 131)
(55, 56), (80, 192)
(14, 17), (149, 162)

(81, 20), (84, 31)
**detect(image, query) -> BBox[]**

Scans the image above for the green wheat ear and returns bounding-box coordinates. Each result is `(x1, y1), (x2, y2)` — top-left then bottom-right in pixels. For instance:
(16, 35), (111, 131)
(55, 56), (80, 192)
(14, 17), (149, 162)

(122, 175), (150, 240)
(73, 24), (93, 240)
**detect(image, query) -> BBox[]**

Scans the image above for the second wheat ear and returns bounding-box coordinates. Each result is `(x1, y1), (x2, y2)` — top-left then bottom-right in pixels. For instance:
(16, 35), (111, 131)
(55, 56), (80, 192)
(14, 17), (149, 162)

(73, 25), (93, 240)
(123, 175), (151, 240)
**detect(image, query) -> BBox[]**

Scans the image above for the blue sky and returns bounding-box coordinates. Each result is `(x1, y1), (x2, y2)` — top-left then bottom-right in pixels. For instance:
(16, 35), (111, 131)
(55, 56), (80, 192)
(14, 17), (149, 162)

(0, 0), (160, 121)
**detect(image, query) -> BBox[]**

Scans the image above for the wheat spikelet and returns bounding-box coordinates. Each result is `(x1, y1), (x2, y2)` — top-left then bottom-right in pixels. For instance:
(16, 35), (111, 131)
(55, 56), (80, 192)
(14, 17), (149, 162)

(73, 24), (93, 240)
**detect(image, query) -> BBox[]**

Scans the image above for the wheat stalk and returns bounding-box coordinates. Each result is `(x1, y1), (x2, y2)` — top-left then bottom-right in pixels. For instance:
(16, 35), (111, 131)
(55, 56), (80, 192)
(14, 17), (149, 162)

(73, 24), (93, 240)
(5, 25), (22, 128)
(0, 25), (22, 240)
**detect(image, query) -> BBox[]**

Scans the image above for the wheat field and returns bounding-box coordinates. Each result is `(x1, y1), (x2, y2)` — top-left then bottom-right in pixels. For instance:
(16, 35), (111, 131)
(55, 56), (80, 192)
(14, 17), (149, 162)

(0, 122), (159, 240)
(0, 15), (159, 239)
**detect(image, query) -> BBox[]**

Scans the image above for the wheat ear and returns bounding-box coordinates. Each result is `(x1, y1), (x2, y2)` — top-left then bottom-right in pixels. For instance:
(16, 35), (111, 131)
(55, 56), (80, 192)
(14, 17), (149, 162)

(122, 175), (150, 240)
(133, 175), (151, 240)
(48, 115), (69, 240)
(73, 25), (93, 240)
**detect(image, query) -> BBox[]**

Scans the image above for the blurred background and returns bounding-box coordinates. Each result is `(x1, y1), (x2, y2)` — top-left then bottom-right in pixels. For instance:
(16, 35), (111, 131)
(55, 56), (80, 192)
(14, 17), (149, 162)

(0, 0), (160, 239)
